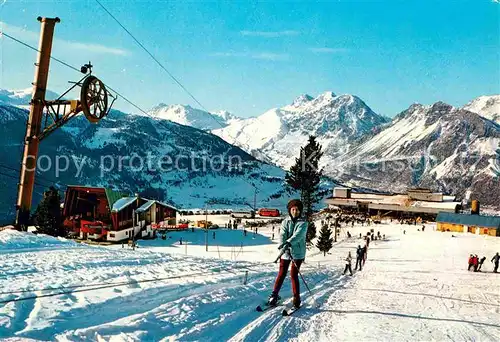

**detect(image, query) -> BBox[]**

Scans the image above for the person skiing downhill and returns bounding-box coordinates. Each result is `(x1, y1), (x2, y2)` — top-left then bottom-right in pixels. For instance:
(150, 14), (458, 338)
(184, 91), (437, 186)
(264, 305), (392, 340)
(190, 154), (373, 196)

(492, 252), (500, 273)
(355, 245), (363, 271)
(268, 199), (308, 309)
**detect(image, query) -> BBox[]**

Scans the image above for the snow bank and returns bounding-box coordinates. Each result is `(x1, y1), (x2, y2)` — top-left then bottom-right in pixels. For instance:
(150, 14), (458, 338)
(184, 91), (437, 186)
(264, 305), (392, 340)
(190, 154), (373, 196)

(0, 229), (77, 251)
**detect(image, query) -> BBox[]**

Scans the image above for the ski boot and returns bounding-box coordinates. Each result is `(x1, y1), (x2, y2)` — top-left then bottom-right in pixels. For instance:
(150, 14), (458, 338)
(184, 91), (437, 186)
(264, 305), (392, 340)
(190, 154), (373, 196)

(267, 292), (281, 306)
(293, 296), (301, 309)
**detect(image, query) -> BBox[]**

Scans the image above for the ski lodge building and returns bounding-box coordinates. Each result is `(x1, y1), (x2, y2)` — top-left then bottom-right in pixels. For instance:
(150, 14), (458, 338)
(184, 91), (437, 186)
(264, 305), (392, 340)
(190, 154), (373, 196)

(436, 212), (500, 236)
(324, 187), (462, 219)
(62, 185), (177, 242)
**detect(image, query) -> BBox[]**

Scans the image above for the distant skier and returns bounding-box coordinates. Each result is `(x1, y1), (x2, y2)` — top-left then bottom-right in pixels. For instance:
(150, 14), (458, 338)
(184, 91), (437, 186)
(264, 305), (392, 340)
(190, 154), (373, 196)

(267, 199), (308, 309)
(422, 225), (425, 232)
(492, 252), (500, 273)
(343, 251), (353, 276)
(473, 255), (479, 272)
(179, 237), (183, 245)
(362, 245), (367, 265)
(243, 229), (247, 237)
(355, 245), (363, 271)
(468, 254), (474, 271)
(478, 256), (486, 271)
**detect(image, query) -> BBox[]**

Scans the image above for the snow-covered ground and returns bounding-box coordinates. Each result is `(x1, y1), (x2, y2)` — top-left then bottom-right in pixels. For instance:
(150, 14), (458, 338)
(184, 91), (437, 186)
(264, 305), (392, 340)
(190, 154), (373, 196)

(1, 220), (499, 341)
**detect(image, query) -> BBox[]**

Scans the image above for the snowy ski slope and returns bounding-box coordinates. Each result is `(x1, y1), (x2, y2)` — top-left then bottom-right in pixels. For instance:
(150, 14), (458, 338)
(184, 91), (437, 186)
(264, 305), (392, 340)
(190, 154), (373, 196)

(1, 221), (499, 341)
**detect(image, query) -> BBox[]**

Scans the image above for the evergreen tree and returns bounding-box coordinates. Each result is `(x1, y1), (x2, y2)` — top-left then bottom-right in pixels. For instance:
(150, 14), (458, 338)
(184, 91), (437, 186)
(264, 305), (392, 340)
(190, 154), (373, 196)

(34, 186), (64, 237)
(316, 224), (334, 256)
(285, 135), (323, 242)
(307, 221), (317, 244)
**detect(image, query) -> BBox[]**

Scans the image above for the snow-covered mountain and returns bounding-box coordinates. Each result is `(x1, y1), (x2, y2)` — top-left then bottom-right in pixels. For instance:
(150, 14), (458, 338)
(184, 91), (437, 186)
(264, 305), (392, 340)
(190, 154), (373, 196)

(463, 95), (500, 124)
(0, 88), (60, 108)
(331, 101), (500, 207)
(212, 92), (389, 169)
(0, 102), (297, 224)
(147, 104), (239, 130)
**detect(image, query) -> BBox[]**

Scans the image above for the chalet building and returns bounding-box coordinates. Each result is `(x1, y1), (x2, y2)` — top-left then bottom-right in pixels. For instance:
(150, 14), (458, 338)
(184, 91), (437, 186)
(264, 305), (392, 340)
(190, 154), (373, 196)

(62, 185), (177, 242)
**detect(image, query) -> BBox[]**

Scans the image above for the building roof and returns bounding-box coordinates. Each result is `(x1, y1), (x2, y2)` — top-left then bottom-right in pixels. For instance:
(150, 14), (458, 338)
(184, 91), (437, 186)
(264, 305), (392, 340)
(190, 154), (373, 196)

(136, 199), (177, 213)
(156, 200), (177, 211)
(66, 185), (127, 209)
(111, 197), (137, 212)
(437, 212), (500, 229)
(136, 200), (155, 213)
(105, 188), (128, 209)
(325, 194), (461, 214)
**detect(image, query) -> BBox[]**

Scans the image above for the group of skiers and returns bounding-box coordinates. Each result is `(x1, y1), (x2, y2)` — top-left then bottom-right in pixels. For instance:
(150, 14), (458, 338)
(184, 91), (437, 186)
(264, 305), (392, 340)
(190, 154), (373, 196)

(470, 252), (500, 273)
(468, 254), (484, 271)
(344, 239), (369, 276)
(225, 220), (238, 229)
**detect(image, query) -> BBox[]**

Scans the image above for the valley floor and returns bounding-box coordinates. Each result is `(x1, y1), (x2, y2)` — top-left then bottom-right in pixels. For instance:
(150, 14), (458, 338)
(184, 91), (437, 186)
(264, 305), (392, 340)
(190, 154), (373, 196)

(0, 220), (499, 341)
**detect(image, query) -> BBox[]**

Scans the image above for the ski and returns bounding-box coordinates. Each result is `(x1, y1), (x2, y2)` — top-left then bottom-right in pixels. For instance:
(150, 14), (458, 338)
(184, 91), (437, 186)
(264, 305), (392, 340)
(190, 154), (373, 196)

(256, 300), (281, 312)
(282, 305), (301, 316)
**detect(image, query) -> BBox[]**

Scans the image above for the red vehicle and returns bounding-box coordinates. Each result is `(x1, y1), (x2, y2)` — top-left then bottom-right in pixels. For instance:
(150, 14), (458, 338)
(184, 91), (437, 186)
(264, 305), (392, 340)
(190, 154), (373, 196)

(258, 208), (280, 217)
(80, 220), (108, 240)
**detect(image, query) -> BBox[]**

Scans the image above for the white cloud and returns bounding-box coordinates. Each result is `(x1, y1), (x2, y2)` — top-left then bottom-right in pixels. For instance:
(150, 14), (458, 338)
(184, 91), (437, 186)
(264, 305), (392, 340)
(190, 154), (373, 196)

(240, 30), (299, 37)
(250, 52), (289, 61)
(210, 51), (289, 61)
(309, 47), (349, 53)
(0, 21), (128, 56)
(210, 52), (247, 57)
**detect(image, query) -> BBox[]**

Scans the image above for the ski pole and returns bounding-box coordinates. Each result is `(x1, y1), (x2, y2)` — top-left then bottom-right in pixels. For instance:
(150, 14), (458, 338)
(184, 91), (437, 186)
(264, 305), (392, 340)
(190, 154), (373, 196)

(287, 250), (312, 296)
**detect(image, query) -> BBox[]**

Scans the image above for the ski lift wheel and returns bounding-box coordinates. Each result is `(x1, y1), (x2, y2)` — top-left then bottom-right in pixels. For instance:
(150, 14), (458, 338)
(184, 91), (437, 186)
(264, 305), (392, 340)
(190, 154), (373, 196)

(81, 75), (108, 123)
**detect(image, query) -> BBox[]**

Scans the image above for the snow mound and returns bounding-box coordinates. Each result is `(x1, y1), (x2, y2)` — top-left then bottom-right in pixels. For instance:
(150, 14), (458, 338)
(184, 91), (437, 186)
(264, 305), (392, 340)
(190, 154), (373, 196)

(0, 230), (77, 250)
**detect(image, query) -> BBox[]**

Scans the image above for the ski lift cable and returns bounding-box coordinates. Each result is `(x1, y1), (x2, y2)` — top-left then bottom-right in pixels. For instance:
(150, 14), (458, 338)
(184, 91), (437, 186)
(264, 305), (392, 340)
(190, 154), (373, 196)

(2, 30), (272, 207)
(1, 32), (81, 73)
(94, 0), (275, 197)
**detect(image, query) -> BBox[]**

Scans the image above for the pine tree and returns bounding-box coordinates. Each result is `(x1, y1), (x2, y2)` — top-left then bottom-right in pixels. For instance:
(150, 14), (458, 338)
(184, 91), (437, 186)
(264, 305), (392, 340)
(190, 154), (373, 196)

(316, 224), (334, 256)
(307, 221), (317, 243)
(285, 135), (323, 242)
(34, 186), (64, 237)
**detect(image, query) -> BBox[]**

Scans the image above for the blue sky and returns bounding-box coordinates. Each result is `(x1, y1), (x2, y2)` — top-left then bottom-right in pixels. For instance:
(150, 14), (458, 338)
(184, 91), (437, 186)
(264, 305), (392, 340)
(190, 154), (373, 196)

(0, 0), (498, 119)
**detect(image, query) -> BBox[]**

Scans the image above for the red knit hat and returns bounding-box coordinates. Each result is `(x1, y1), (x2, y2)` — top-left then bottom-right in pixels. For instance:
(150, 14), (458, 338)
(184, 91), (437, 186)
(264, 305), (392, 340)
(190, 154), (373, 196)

(287, 199), (303, 213)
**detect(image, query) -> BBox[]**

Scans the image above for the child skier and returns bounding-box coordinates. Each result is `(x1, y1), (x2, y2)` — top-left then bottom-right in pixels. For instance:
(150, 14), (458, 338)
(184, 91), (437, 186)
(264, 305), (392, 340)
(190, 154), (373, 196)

(343, 251), (353, 276)
(268, 199), (308, 309)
